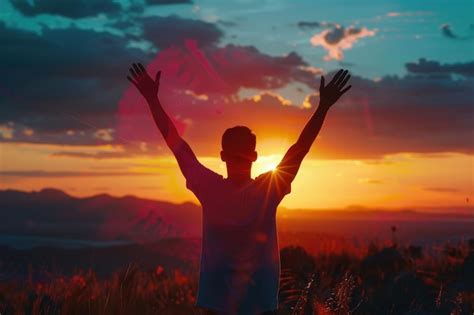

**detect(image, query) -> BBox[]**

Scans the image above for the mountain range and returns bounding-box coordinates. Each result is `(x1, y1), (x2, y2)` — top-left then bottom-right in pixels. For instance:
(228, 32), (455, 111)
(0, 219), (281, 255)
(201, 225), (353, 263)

(0, 188), (472, 245)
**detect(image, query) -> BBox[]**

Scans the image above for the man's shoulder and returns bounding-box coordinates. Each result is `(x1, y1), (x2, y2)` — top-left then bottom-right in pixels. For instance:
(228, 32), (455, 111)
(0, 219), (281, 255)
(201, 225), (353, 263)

(205, 167), (225, 181)
(254, 170), (273, 181)
(254, 170), (283, 185)
(185, 164), (224, 197)
(254, 169), (292, 198)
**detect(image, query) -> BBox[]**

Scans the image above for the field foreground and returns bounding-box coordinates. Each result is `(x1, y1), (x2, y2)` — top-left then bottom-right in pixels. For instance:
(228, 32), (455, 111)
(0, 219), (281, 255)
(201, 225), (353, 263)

(1, 238), (473, 315)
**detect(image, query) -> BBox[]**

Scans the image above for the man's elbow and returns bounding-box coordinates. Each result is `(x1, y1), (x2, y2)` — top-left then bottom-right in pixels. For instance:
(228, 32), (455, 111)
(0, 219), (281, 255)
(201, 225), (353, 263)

(290, 142), (310, 160)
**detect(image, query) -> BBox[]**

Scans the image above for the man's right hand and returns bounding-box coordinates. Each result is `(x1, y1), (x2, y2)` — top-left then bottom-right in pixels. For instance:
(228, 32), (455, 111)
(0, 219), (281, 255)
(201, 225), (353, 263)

(127, 62), (161, 101)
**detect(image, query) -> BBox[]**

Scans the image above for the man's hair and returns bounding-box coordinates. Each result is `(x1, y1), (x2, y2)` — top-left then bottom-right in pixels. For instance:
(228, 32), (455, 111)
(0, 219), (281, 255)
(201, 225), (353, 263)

(221, 126), (256, 154)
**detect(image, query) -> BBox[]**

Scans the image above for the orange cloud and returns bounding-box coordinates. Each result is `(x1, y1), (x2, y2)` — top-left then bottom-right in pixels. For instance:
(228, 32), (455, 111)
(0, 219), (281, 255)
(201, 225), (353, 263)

(251, 91), (292, 106)
(310, 25), (376, 60)
(0, 122), (14, 139)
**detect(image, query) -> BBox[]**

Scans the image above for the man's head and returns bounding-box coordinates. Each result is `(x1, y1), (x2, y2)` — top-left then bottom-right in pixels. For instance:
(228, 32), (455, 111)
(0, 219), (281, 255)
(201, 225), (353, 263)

(220, 126), (257, 166)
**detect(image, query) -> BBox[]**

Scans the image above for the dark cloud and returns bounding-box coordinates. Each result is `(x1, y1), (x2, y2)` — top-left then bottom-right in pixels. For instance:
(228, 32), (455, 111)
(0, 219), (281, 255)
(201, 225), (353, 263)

(209, 45), (319, 92)
(324, 26), (346, 44)
(1, 19), (472, 159)
(10, 0), (122, 18)
(297, 21), (323, 29)
(314, 73), (474, 158)
(114, 65), (474, 159)
(440, 23), (474, 40)
(296, 21), (337, 29)
(440, 24), (457, 38)
(406, 58), (474, 77)
(146, 0), (192, 4)
(141, 15), (223, 49)
(0, 22), (151, 143)
(137, 42), (320, 95)
(0, 17), (317, 148)
(107, 19), (137, 30)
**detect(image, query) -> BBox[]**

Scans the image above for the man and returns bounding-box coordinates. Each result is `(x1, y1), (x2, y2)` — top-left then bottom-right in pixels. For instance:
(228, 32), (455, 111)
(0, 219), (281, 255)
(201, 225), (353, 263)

(127, 63), (351, 315)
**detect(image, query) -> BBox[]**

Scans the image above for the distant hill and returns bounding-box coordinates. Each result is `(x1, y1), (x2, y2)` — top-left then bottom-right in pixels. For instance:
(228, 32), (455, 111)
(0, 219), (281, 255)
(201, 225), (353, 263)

(0, 188), (202, 242)
(0, 188), (472, 246)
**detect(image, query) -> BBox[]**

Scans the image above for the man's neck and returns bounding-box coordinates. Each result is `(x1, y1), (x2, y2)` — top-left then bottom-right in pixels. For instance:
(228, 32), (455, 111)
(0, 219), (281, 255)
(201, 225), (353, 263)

(226, 169), (252, 185)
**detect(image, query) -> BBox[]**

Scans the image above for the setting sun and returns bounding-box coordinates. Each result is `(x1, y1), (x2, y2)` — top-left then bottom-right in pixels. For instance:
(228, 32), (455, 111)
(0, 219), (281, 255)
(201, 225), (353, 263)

(254, 154), (282, 174)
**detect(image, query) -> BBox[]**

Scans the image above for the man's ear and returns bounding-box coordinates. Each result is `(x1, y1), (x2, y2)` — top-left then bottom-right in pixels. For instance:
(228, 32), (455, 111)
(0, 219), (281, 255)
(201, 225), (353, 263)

(220, 150), (226, 162)
(251, 151), (258, 162)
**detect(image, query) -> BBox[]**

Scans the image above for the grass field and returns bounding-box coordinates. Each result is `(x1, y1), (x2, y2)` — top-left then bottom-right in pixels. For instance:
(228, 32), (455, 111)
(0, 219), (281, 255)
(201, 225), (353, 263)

(1, 237), (473, 315)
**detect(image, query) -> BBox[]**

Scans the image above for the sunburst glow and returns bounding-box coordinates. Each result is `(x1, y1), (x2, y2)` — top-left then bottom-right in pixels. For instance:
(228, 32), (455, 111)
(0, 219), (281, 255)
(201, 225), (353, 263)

(254, 154), (283, 175)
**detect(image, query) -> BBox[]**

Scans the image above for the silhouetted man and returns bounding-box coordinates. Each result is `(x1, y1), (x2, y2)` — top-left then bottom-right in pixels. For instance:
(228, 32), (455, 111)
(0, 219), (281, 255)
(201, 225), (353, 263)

(127, 63), (351, 315)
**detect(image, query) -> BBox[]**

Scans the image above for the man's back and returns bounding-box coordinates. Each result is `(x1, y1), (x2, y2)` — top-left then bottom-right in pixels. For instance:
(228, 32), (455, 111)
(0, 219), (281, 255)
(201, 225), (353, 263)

(185, 165), (291, 314)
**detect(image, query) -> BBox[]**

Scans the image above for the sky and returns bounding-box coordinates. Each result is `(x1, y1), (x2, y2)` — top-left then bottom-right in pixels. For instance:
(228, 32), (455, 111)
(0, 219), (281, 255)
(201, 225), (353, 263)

(0, 0), (473, 210)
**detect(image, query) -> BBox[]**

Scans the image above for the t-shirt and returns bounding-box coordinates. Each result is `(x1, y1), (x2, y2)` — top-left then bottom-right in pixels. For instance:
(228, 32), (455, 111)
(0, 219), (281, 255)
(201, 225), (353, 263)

(184, 161), (291, 314)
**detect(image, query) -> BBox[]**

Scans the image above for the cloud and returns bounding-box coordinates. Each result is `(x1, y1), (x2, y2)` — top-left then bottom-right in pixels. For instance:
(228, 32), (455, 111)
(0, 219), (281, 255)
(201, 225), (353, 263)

(297, 21), (323, 29)
(310, 25), (376, 60)
(133, 41), (320, 95)
(0, 122), (14, 139)
(0, 170), (159, 177)
(1, 21), (472, 160)
(440, 24), (457, 39)
(10, 0), (122, 18)
(386, 12), (402, 17)
(406, 58), (474, 77)
(140, 15), (223, 49)
(115, 65), (474, 159)
(251, 91), (292, 106)
(49, 151), (131, 159)
(146, 0), (193, 4)
(424, 187), (461, 193)
(22, 128), (34, 136)
(302, 93), (319, 109)
(93, 128), (115, 141)
(317, 73), (473, 158)
(386, 11), (433, 18)
(0, 17), (319, 150)
(358, 178), (383, 184)
(296, 21), (337, 29)
(0, 22), (151, 143)
(4, 52), (472, 160)
(440, 23), (474, 40)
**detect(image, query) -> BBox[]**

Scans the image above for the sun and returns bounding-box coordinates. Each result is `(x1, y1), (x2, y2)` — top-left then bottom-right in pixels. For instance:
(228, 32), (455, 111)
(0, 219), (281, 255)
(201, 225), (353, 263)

(267, 162), (278, 172)
(255, 154), (282, 174)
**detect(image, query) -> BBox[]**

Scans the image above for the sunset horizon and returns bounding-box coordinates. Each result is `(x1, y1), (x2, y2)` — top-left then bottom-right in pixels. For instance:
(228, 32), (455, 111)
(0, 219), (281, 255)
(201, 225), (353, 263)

(1, 0), (472, 211)
(1, 140), (472, 210)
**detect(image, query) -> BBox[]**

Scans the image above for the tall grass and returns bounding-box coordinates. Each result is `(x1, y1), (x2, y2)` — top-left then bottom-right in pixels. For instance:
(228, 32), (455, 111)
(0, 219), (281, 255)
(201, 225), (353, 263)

(1, 239), (473, 314)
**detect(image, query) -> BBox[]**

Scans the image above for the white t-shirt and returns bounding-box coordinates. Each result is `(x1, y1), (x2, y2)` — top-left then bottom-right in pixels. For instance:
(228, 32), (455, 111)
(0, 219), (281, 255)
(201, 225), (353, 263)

(185, 162), (291, 314)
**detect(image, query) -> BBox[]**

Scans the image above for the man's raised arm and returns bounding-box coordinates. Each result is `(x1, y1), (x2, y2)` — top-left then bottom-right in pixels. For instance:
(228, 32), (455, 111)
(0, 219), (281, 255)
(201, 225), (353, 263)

(275, 69), (352, 183)
(126, 62), (200, 177)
